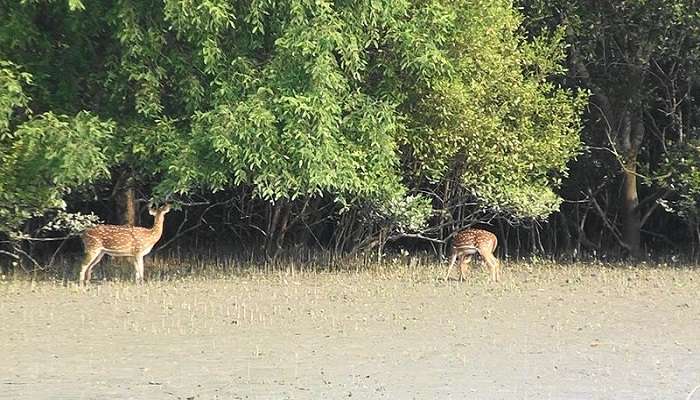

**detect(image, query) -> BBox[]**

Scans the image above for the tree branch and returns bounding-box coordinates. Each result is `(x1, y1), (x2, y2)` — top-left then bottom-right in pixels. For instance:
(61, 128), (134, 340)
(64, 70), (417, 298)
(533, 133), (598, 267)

(587, 189), (631, 251)
(386, 233), (446, 244)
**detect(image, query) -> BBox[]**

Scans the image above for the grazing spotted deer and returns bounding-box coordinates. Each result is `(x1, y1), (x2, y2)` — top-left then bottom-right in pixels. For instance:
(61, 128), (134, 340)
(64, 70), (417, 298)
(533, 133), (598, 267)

(445, 228), (501, 282)
(78, 204), (171, 285)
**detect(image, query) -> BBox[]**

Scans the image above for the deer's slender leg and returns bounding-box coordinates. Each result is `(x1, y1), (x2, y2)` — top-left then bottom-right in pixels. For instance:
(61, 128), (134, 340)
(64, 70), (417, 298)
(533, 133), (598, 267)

(133, 256), (141, 283)
(79, 250), (101, 285)
(134, 256), (145, 284)
(445, 254), (458, 281)
(483, 252), (500, 282)
(459, 255), (473, 281)
(494, 257), (501, 282)
(85, 252), (104, 282)
(492, 249), (501, 282)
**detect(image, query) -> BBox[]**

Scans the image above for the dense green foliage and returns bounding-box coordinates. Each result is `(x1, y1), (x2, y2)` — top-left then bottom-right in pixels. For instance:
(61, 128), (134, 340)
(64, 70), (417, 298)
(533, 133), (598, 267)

(397, 2), (586, 219)
(0, 0), (584, 256)
(8, 0), (699, 266)
(0, 61), (114, 234)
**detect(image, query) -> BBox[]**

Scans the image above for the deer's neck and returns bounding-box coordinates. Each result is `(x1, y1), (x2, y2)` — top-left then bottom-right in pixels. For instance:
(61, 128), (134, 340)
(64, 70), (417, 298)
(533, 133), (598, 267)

(150, 212), (166, 239)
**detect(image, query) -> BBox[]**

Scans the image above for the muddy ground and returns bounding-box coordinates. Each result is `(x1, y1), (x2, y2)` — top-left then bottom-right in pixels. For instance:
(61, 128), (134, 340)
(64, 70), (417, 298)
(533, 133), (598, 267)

(1, 261), (699, 399)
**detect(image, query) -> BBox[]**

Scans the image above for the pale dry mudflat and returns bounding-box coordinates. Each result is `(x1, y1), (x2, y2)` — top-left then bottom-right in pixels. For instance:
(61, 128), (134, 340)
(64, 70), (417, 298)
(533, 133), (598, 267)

(1, 261), (699, 400)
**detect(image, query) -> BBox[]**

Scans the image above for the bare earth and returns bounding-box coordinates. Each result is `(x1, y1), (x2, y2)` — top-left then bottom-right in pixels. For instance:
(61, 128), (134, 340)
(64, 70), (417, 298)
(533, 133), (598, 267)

(1, 261), (699, 400)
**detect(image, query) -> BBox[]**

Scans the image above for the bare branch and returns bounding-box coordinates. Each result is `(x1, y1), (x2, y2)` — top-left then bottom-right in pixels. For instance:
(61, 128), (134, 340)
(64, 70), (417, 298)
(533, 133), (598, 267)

(386, 233), (446, 244)
(586, 189), (630, 251)
(0, 250), (19, 260)
(13, 235), (76, 242)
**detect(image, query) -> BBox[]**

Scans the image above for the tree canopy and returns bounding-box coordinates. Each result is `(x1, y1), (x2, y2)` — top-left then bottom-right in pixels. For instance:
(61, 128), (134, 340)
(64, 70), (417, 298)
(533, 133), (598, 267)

(33, 0), (700, 266)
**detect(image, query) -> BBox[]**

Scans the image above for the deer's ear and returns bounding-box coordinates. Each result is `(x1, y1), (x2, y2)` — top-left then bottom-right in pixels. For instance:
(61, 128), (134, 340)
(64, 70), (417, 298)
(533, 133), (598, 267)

(148, 206), (157, 216)
(161, 203), (172, 213)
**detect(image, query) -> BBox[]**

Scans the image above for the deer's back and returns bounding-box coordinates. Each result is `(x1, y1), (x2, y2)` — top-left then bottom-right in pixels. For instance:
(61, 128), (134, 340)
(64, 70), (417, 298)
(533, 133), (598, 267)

(82, 225), (154, 252)
(452, 229), (497, 250)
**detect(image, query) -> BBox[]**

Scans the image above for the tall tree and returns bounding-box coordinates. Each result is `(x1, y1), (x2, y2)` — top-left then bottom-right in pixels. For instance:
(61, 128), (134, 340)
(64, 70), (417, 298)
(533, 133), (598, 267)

(520, 0), (700, 257)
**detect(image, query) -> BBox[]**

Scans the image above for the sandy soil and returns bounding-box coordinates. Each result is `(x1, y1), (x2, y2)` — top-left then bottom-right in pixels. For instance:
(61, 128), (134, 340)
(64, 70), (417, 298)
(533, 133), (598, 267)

(1, 261), (699, 400)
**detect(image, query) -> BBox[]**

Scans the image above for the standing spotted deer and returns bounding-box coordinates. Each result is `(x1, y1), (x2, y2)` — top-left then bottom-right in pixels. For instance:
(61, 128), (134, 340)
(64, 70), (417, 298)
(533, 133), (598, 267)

(78, 204), (171, 285)
(445, 228), (501, 282)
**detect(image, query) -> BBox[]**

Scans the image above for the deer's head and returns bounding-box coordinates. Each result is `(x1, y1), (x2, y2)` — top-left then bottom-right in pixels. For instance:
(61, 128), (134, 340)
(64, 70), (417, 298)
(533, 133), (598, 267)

(149, 203), (172, 216)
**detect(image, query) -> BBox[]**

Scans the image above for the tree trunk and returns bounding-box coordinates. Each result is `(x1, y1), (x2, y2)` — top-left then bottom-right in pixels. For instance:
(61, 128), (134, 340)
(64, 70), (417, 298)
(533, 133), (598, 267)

(273, 203), (291, 258)
(621, 159), (642, 258)
(115, 177), (137, 226)
(265, 201), (282, 259)
(557, 211), (572, 256)
(619, 111), (645, 258)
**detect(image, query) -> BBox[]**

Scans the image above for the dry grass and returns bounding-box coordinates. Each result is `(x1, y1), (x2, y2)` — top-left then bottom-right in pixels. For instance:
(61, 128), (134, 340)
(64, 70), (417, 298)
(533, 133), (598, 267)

(1, 258), (699, 399)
